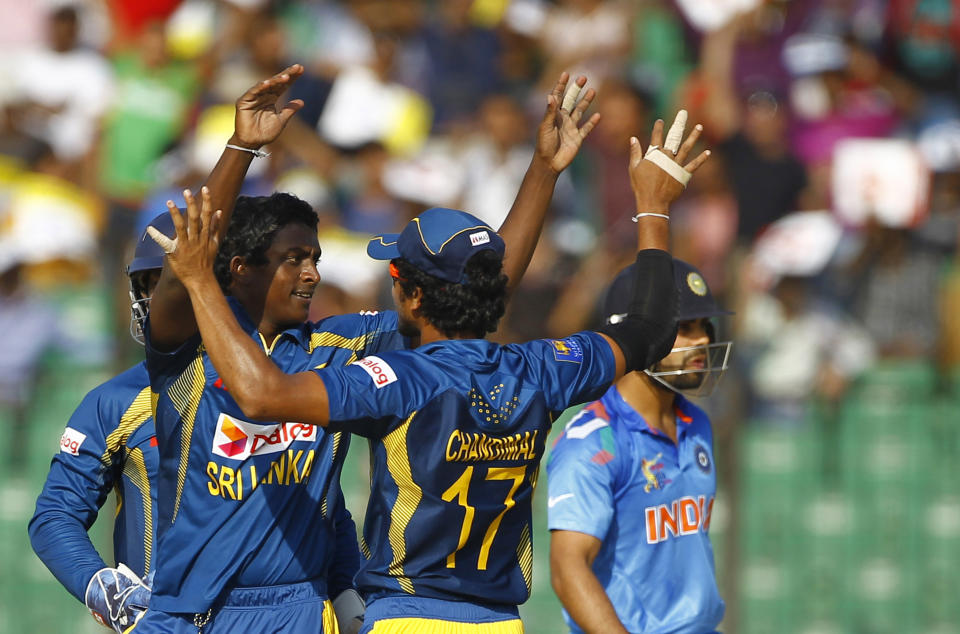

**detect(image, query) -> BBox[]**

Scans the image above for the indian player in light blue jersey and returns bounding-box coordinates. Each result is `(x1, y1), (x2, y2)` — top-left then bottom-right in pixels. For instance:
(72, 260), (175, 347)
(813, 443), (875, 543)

(151, 111), (710, 633)
(137, 68), (604, 633)
(28, 215), (168, 632)
(547, 259), (733, 634)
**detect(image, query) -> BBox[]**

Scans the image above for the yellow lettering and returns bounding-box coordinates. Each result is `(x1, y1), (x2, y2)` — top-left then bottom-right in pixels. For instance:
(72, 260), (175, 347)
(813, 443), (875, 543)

(300, 450), (315, 481)
(218, 465), (237, 500)
(236, 465), (243, 500)
(269, 454), (285, 484)
(206, 462), (220, 496)
(286, 450), (303, 485)
(250, 465), (258, 491)
(446, 431), (460, 461)
(457, 433), (471, 461)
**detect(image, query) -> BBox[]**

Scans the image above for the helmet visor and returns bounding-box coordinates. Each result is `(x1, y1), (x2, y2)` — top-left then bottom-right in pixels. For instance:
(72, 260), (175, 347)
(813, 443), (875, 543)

(644, 341), (732, 397)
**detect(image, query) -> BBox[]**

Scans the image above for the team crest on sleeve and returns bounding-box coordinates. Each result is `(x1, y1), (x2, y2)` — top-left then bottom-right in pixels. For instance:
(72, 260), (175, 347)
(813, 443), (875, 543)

(694, 444), (711, 473)
(551, 338), (583, 363)
(353, 356), (398, 388)
(60, 427), (87, 455)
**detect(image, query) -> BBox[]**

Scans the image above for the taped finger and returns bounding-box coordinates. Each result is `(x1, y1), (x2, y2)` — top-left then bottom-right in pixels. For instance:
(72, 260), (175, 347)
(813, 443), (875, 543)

(644, 146), (692, 187)
(664, 110), (687, 154)
(561, 82), (583, 112)
(147, 226), (178, 254)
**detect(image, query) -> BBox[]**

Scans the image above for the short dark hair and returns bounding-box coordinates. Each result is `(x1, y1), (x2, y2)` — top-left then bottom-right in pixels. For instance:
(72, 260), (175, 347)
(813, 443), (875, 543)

(214, 192), (319, 291)
(394, 250), (508, 338)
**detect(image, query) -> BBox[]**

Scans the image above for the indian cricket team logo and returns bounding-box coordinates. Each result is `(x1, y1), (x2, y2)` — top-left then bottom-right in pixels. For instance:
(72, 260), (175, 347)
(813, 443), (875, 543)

(212, 413), (317, 460)
(687, 272), (708, 296)
(694, 444), (711, 473)
(641, 453), (670, 492)
(551, 338), (583, 363)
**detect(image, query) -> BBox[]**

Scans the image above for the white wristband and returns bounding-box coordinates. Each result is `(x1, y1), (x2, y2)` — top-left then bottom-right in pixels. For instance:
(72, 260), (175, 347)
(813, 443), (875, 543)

(631, 212), (670, 222)
(225, 144), (270, 159)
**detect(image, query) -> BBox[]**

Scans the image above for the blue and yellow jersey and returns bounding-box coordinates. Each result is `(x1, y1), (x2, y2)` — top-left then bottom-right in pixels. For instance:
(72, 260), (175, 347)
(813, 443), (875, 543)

(144, 298), (403, 614)
(546, 388), (725, 633)
(29, 362), (158, 602)
(315, 333), (616, 607)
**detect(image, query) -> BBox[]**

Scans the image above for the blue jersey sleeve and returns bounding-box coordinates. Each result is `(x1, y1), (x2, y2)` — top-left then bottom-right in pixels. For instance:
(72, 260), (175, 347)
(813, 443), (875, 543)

(315, 353), (439, 438)
(355, 311), (407, 356)
(546, 407), (621, 541)
(518, 332), (616, 414)
(328, 488), (362, 597)
(143, 317), (203, 390)
(28, 390), (117, 602)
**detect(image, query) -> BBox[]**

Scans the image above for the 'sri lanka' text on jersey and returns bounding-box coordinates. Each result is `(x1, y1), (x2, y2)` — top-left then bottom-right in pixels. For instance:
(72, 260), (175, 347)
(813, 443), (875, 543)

(144, 298), (403, 614)
(315, 333), (616, 608)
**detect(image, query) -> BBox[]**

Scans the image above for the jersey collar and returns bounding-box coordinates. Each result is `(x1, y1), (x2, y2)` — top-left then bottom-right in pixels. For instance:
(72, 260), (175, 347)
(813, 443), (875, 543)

(225, 296), (313, 351)
(603, 387), (697, 440)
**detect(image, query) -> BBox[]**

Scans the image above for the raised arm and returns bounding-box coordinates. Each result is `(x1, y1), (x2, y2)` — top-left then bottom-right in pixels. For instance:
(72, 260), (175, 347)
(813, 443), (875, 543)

(498, 72), (600, 294)
(596, 112), (712, 378)
(149, 188), (332, 426)
(148, 64), (305, 351)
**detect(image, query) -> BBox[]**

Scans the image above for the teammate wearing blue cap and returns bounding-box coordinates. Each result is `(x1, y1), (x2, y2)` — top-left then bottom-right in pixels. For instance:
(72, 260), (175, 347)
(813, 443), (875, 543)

(153, 111), (710, 632)
(547, 259), (733, 634)
(28, 214), (168, 632)
(136, 69), (601, 633)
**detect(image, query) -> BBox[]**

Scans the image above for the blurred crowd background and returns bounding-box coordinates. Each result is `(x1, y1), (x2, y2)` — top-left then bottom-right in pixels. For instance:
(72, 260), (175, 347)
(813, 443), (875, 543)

(1, 0), (959, 632)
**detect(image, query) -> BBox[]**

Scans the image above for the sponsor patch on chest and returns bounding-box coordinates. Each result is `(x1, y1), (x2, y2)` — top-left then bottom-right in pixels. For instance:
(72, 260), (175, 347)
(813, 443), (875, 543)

(212, 413), (317, 460)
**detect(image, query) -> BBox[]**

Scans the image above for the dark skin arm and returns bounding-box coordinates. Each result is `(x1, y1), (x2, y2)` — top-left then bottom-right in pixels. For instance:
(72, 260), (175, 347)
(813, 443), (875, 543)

(596, 116), (712, 380)
(155, 118), (708, 428)
(148, 64), (305, 351)
(499, 72), (600, 294)
(550, 531), (629, 634)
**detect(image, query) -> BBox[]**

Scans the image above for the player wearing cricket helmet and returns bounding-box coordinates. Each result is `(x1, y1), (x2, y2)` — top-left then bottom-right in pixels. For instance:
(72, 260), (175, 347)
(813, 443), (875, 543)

(28, 215), (169, 633)
(128, 214), (173, 344)
(546, 259), (732, 634)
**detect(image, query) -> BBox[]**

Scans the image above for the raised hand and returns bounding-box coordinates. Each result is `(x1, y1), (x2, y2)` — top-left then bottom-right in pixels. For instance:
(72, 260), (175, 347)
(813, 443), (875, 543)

(628, 111), (711, 214)
(231, 63), (305, 149)
(535, 72), (601, 174)
(148, 187), (222, 290)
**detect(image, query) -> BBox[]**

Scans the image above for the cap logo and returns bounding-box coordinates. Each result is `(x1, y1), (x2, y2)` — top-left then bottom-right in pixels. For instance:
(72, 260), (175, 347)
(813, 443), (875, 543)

(687, 272), (708, 296)
(469, 231), (491, 247)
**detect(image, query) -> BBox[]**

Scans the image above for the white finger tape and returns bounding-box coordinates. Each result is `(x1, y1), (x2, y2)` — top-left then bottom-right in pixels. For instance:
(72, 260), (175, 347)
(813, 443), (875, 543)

(561, 83), (583, 111)
(146, 226), (178, 254)
(664, 109), (688, 153)
(644, 147), (692, 187)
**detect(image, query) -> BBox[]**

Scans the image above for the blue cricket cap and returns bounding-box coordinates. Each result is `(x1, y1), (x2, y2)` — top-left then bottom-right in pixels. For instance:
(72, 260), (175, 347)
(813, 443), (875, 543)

(367, 207), (505, 283)
(128, 212), (175, 275)
(603, 258), (734, 322)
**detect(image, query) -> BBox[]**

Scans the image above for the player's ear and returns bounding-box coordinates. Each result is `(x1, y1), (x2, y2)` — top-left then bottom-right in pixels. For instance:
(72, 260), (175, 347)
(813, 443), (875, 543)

(408, 285), (423, 310)
(230, 256), (246, 279)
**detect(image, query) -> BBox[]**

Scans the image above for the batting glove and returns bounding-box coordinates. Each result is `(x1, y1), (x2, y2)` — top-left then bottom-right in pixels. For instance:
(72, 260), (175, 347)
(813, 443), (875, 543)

(84, 564), (151, 632)
(333, 588), (365, 634)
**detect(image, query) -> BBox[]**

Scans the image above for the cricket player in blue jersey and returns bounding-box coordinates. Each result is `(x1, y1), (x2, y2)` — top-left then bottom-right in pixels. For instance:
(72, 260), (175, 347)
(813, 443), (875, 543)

(547, 259), (733, 634)
(153, 110), (710, 633)
(28, 215), (168, 632)
(137, 66), (602, 633)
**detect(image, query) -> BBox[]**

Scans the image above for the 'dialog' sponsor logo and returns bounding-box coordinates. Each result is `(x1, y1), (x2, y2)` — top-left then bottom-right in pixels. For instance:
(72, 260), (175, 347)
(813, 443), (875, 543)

(211, 413), (316, 460)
